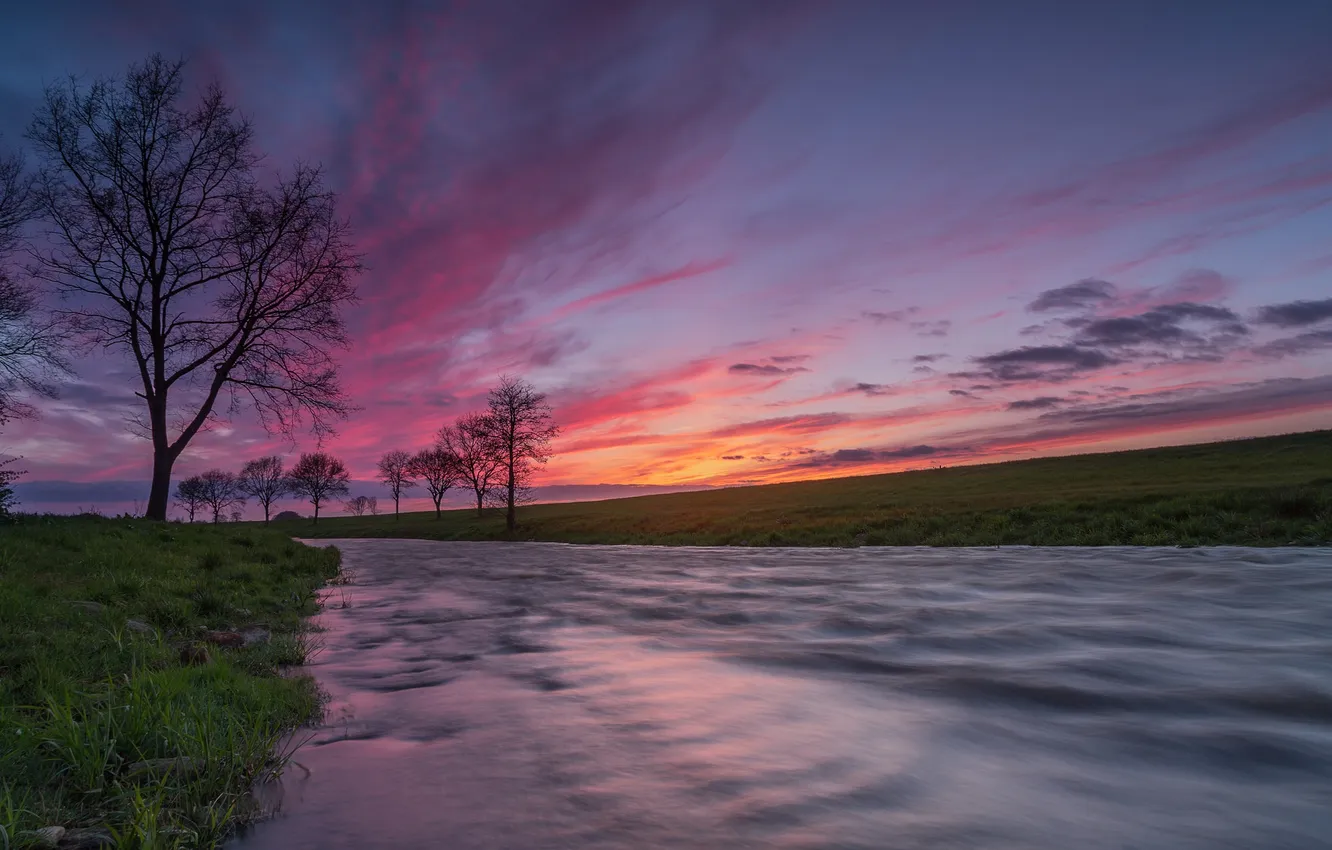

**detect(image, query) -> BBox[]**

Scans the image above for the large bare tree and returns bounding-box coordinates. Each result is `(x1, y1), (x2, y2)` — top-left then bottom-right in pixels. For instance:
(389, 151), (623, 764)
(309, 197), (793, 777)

(485, 376), (559, 531)
(0, 142), (67, 426)
(437, 411), (502, 517)
(27, 56), (360, 519)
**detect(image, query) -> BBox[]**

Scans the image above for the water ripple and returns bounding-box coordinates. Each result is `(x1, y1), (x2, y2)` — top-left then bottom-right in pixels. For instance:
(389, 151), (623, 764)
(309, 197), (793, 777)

(232, 542), (1332, 850)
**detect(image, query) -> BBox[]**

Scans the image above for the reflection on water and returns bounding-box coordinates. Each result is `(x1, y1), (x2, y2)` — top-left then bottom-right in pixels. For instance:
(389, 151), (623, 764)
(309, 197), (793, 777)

(231, 542), (1332, 849)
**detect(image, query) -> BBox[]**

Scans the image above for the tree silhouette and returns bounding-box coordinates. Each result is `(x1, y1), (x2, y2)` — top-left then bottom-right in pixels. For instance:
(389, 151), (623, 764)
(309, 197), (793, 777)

(237, 455), (289, 524)
(27, 56), (360, 520)
(343, 494), (376, 516)
(485, 376), (558, 531)
(173, 475), (207, 522)
(408, 447), (457, 519)
(438, 411), (502, 518)
(287, 451), (349, 524)
(197, 468), (245, 524)
(376, 449), (416, 518)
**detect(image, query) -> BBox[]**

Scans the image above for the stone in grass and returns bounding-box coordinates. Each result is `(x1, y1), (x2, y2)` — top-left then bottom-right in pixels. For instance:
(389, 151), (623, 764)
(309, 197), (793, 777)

(57, 827), (115, 849)
(21, 826), (64, 848)
(69, 601), (105, 614)
(124, 619), (156, 636)
(126, 756), (202, 779)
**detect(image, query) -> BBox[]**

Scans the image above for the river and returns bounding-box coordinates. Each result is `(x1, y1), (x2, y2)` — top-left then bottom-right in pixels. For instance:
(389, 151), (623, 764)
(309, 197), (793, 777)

(230, 540), (1332, 849)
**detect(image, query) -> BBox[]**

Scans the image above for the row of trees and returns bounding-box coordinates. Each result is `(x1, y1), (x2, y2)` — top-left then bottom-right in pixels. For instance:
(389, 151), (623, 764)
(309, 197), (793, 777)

(377, 376), (558, 530)
(173, 377), (559, 527)
(175, 452), (350, 523)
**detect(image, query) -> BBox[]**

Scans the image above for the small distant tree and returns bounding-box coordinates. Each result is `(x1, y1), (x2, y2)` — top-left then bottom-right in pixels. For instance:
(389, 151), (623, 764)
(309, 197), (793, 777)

(287, 451), (349, 524)
(438, 412), (502, 517)
(408, 447), (457, 519)
(237, 455), (289, 524)
(376, 449), (416, 518)
(343, 494), (376, 516)
(485, 376), (559, 531)
(367, 495), (379, 515)
(173, 475), (207, 522)
(198, 468), (245, 524)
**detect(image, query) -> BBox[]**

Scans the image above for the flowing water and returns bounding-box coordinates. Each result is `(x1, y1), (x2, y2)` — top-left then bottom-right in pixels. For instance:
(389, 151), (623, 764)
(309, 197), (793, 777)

(231, 541), (1332, 849)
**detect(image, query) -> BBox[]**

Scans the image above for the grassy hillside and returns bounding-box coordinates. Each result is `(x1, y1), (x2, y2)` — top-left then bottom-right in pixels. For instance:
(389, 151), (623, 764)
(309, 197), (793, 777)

(0, 517), (342, 849)
(296, 430), (1332, 546)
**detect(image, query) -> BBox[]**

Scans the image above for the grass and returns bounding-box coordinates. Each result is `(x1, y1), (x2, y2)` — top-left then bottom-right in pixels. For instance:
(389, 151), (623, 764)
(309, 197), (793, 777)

(296, 430), (1332, 547)
(0, 516), (342, 849)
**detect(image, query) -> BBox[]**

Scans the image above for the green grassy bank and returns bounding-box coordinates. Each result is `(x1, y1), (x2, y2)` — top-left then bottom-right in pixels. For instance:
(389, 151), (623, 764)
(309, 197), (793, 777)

(299, 430), (1332, 546)
(0, 517), (341, 849)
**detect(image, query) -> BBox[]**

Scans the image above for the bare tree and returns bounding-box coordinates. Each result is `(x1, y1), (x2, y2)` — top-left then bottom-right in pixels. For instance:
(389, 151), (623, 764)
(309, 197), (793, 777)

(376, 449), (416, 518)
(438, 412), (502, 518)
(343, 494), (376, 516)
(287, 451), (349, 524)
(408, 447), (457, 519)
(173, 474), (207, 522)
(237, 455), (289, 524)
(197, 468), (245, 523)
(1, 142), (68, 426)
(485, 376), (559, 531)
(26, 56), (361, 520)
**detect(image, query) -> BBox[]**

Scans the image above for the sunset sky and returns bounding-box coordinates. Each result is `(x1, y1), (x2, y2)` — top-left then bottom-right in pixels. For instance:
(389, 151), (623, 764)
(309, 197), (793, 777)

(3, 1), (1332, 514)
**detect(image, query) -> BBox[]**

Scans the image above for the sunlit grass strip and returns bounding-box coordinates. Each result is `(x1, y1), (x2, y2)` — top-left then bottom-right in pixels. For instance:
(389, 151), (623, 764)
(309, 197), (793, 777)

(0, 517), (340, 848)
(296, 430), (1332, 547)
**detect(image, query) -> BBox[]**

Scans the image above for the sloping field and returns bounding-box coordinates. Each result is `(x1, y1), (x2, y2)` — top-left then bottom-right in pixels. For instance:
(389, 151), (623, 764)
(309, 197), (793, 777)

(296, 430), (1332, 546)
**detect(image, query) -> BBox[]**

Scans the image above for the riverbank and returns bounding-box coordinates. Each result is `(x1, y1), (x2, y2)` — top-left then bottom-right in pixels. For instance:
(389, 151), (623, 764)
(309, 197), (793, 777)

(297, 430), (1332, 546)
(0, 516), (341, 849)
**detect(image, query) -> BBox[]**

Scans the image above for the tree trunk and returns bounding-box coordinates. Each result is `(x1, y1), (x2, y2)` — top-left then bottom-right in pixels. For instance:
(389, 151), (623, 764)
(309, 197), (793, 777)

(505, 444), (516, 531)
(263, 502), (270, 525)
(394, 493), (400, 518)
(146, 447), (174, 521)
(475, 491), (484, 517)
(313, 501), (319, 524)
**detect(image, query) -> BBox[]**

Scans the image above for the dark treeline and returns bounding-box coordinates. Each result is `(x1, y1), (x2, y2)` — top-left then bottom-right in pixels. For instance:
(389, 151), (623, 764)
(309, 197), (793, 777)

(174, 376), (558, 529)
